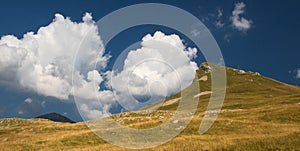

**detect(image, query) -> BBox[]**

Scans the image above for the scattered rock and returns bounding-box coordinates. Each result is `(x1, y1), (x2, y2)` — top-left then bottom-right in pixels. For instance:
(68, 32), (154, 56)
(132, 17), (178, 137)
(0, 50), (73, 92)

(188, 112), (194, 116)
(203, 110), (219, 117)
(203, 115), (208, 118)
(199, 75), (208, 81)
(2, 138), (8, 142)
(200, 64), (211, 73)
(205, 110), (219, 114)
(162, 98), (180, 106)
(254, 72), (260, 76)
(238, 70), (246, 74)
(175, 126), (184, 130)
(194, 91), (212, 98)
(172, 120), (179, 124)
(118, 120), (124, 125)
(226, 120), (233, 125)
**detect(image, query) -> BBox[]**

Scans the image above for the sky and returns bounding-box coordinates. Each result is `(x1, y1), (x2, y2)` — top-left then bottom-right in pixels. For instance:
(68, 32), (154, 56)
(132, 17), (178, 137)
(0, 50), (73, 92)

(0, 0), (300, 121)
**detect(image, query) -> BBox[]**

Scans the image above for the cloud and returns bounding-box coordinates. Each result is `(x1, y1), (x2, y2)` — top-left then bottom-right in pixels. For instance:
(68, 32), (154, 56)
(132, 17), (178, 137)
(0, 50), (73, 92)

(108, 31), (198, 111)
(41, 101), (46, 108)
(24, 98), (33, 103)
(224, 34), (231, 42)
(185, 47), (198, 59)
(0, 14), (198, 120)
(296, 69), (300, 79)
(230, 2), (252, 31)
(214, 8), (225, 28)
(79, 103), (111, 120)
(217, 8), (223, 18)
(215, 20), (225, 29)
(191, 29), (201, 37)
(0, 13), (109, 101)
(0, 13), (114, 120)
(17, 97), (45, 116)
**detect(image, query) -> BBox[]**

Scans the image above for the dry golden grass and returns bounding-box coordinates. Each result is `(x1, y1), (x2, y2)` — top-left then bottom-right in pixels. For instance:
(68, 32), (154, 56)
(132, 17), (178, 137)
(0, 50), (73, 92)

(1, 63), (300, 150)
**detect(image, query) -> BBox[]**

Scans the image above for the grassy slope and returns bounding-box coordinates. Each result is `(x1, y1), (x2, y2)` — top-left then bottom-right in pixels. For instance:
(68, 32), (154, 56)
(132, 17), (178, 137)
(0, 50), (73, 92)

(1, 63), (300, 151)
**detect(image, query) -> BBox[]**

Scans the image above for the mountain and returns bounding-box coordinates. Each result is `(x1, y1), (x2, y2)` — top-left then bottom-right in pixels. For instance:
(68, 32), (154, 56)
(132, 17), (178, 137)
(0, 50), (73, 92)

(144, 62), (300, 111)
(0, 62), (299, 150)
(36, 113), (75, 123)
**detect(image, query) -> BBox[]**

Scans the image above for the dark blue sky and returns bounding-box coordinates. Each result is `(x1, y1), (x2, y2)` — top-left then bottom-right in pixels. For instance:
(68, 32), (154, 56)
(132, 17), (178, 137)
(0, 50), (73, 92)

(0, 0), (300, 121)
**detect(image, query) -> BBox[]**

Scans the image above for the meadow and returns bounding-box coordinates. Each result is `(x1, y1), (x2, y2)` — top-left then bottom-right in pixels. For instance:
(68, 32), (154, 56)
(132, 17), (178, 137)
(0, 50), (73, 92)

(1, 63), (299, 150)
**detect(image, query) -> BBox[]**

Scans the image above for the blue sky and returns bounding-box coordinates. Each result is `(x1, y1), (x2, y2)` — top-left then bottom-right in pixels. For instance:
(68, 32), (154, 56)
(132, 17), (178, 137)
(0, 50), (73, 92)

(0, 0), (300, 121)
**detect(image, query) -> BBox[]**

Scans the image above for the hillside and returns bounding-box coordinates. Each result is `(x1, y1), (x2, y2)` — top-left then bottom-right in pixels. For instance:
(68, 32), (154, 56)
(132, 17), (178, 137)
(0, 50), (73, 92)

(0, 62), (300, 150)
(36, 113), (75, 123)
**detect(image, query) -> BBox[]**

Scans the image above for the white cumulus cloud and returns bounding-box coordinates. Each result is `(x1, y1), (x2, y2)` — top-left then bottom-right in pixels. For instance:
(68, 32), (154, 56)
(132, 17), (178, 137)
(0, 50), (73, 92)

(108, 31), (198, 111)
(0, 14), (199, 120)
(0, 13), (109, 100)
(0, 13), (113, 120)
(231, 2), (252, 32)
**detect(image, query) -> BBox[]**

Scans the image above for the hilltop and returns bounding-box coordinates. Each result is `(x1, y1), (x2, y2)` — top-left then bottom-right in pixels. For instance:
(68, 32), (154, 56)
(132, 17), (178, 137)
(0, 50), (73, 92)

(36, 113), (75, 123)
(0, 62), (299, 150)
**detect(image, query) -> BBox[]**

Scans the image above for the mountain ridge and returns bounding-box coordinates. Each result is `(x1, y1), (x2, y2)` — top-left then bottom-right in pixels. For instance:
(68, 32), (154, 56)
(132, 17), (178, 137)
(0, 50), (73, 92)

(35, 112), (75, 123)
